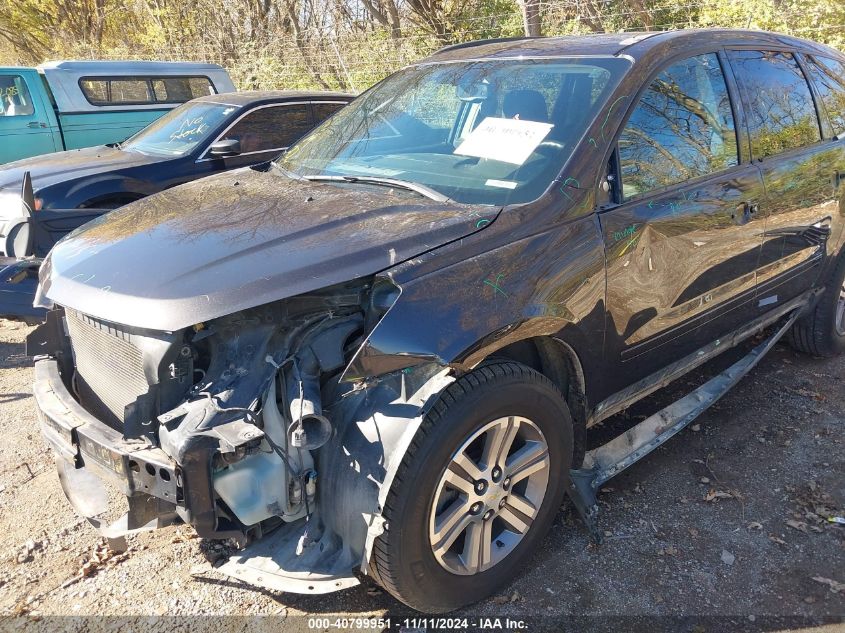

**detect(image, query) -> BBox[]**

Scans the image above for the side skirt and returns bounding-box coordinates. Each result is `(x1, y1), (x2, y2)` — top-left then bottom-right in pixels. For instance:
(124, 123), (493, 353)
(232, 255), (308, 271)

(566, 308), (800, 543)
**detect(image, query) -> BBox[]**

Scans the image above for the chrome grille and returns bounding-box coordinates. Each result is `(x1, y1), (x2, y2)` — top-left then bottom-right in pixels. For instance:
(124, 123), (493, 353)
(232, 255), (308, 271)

(65, 309), (151, 426)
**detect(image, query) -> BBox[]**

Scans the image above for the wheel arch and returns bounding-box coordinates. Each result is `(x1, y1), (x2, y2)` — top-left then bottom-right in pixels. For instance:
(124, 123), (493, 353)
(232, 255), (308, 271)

(77, 191), (146, 209)
(54, 172), (152, 210)
(475, 335), (588, 467)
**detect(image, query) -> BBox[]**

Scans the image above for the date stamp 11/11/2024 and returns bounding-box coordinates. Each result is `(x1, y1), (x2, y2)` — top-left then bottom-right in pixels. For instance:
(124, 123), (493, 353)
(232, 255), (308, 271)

(307, 616), (530, 631)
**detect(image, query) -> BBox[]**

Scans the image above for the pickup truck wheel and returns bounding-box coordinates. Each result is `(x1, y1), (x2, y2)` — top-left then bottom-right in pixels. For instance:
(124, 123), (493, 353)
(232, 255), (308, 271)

(788, 251), (845, 357)
(369, 361), (572, 612)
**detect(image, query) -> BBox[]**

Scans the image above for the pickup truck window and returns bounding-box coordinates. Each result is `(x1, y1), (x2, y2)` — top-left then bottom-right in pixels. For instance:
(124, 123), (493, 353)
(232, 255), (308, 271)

(80, 76), (215, 106)
(0, 74), (35, 116)
(152, 77), (216, 102)
(277, 57), (629, 205)
(804, 55), (845, 137)
(618, 53), (738, 200)
(121, 101), (237, 156)
(728, 50), (821, 158)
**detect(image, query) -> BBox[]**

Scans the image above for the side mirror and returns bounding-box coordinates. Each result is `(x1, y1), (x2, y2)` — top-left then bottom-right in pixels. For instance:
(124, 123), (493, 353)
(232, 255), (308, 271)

(21, 171), (34, 218)
(209, 139), (242, 158)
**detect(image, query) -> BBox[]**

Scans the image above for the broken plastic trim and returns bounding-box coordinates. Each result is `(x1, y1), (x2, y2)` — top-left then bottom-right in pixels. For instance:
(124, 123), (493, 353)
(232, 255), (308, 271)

(567, 309), (800, 543)
(55, 458), (178, 552)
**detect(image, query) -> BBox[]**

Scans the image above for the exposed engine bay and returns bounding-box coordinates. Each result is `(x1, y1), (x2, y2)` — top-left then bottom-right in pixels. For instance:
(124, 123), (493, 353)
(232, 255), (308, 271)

(29, 276), (455, 592)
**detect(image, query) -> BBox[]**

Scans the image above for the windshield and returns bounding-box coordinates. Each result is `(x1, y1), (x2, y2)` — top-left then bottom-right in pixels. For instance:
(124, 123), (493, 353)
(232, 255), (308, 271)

(278, 57), (629, 205)
(121, 101), (239, 156)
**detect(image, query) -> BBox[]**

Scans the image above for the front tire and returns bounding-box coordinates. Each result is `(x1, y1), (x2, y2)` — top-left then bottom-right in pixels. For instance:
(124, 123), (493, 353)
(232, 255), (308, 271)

(369, 361), (573, 612)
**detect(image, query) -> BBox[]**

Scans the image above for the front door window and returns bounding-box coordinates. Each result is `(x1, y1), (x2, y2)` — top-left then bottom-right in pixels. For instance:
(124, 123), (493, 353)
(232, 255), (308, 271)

(0, 75), (35, 117)
(618, 53), (738, 200)
(220, 104), (313, 155)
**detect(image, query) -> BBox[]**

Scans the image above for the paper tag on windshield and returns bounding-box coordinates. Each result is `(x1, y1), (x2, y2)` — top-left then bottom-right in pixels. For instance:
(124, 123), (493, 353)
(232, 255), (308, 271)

(454, 117), (553, 165)
(486, 179), (517, 189)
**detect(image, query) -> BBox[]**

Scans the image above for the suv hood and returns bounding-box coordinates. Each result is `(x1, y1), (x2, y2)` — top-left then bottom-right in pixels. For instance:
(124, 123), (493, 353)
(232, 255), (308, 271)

(0, 146), (163, 196)
(39, 167), (498, 331)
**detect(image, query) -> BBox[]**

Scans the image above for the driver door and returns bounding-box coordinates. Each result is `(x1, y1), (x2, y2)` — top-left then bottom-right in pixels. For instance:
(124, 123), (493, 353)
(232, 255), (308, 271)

(0, 72), (58, 163)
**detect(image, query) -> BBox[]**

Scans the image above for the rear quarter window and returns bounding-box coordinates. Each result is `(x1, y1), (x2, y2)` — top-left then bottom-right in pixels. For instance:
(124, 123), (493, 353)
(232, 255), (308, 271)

(804, 55), (845, 137)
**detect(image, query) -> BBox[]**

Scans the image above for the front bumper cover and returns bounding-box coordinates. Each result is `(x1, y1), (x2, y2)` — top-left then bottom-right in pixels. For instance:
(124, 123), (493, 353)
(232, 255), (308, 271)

(28, 308), (456, 595)
(33, 358), (182, 544)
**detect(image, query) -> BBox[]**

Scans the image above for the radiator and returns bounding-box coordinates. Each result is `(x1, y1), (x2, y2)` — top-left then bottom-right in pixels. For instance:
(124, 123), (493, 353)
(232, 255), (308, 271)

(65, 309), (151, 428)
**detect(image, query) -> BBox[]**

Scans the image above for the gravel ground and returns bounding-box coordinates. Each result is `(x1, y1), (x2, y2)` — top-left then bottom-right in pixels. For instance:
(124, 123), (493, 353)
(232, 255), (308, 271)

(0, 316), (843, 633)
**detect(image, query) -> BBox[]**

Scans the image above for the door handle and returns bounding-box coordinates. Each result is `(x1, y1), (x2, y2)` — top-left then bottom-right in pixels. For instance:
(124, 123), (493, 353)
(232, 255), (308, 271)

(26, 121), (47, 129)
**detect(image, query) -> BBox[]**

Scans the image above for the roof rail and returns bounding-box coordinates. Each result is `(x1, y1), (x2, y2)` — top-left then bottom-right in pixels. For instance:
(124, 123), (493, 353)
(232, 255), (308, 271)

(434, 36), (540, 55)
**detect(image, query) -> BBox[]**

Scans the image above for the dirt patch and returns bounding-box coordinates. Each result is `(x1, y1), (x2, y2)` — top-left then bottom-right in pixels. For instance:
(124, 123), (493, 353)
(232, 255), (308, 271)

(0, 318), (843, 631)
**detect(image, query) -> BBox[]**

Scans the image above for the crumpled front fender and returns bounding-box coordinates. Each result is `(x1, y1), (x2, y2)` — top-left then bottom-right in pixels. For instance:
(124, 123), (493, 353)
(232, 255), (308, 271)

(319, 363), (455, 574)
(215, 362), (455, 592)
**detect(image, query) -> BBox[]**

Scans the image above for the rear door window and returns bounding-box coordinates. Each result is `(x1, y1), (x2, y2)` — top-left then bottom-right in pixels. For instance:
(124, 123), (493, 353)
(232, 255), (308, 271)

(618, 53), (738, 200)
(727, 50), (821, 158)
(220, 104), (313, 154)
(0, 74), (36, 116)
(803, 55), (845, 137)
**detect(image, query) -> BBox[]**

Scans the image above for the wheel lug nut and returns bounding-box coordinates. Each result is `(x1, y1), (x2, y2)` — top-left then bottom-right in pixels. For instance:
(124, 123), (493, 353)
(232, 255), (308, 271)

(499, 497), (507, 509)
(491, 467), (502, 481)
(502, 477), (511, 490)
(483, 509), (494, 521)
(474, 480), (488, 494)
(470, 502), (482, 515)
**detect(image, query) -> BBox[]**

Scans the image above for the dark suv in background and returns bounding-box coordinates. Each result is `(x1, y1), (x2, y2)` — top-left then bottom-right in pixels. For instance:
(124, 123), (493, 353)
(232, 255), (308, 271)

(27, 30), (845, 612)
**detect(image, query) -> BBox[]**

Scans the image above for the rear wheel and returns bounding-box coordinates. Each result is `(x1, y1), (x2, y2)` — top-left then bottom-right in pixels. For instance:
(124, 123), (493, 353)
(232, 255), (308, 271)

(369, 361), (572, 612)
(789, 251), (845, 357)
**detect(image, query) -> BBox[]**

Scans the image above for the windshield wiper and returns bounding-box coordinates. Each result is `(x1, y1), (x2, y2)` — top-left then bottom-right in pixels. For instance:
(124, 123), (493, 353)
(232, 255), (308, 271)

(304, 174), (450, 203)
(270, 162), (307, 180)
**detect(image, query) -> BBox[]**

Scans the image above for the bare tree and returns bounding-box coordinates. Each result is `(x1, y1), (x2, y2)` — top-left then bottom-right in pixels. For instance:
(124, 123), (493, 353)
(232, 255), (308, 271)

(359, 0), (402, 38)
(405, 0), (455, 43)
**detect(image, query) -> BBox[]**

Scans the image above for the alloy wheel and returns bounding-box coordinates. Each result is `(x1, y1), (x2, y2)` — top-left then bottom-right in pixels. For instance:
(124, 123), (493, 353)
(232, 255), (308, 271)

(428, 416), (550, 576)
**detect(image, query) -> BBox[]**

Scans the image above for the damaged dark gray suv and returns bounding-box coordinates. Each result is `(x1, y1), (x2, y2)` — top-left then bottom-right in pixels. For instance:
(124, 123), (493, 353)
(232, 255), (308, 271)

(27, 29), (845, 612)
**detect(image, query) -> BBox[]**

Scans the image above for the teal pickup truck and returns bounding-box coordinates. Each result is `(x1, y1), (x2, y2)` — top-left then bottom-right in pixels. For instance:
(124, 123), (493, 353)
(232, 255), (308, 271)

(0, 61), (236, 163)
